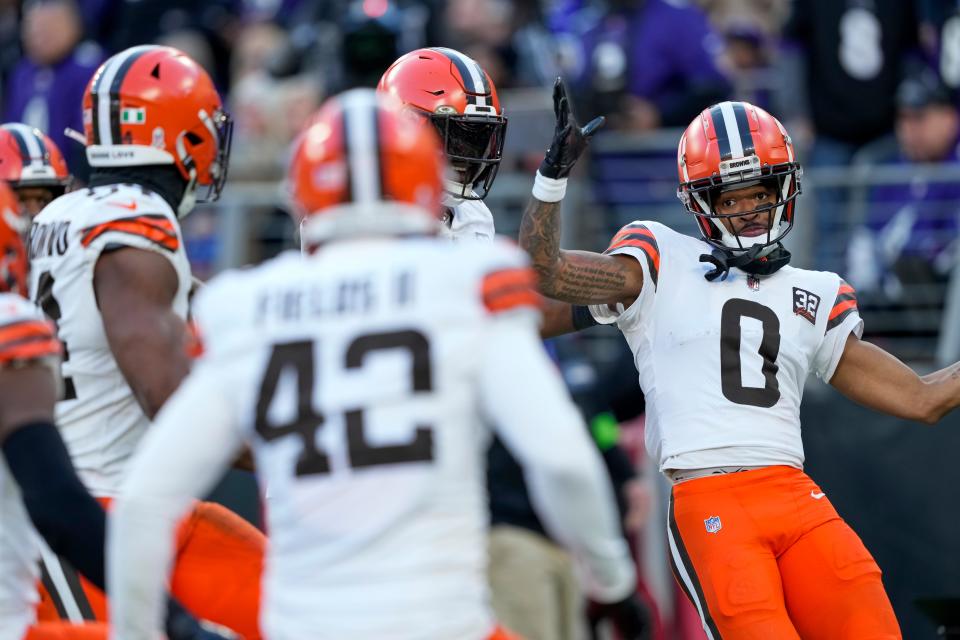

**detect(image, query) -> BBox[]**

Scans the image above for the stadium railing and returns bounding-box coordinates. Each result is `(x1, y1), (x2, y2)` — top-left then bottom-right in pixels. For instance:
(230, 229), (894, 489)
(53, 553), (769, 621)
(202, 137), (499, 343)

(200, 124), (960, 368)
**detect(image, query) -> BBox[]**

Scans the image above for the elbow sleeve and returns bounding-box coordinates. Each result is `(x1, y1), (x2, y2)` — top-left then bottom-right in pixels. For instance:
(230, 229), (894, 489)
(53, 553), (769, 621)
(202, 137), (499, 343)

(2, 421), (107, 590)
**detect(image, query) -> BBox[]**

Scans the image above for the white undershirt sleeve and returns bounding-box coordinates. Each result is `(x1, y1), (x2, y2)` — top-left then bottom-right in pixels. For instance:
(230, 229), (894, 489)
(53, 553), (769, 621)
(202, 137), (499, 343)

(108, 362), (245, 640)
(479, 309), (636, 603)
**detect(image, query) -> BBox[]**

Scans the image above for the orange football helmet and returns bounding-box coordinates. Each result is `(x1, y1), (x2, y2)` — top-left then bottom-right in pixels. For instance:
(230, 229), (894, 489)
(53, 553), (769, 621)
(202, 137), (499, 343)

(82, 45), (232, 214)
(0, 181), (27, 295)
(0, 124), (70, 191)
(378, 47), (506, 200)
(289, 88), (445, 246)
(677, 101), (801, 253)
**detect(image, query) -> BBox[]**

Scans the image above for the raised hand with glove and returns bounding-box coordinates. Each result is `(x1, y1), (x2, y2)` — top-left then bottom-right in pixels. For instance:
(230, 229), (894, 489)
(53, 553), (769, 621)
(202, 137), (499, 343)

(532, 77), (605, 203)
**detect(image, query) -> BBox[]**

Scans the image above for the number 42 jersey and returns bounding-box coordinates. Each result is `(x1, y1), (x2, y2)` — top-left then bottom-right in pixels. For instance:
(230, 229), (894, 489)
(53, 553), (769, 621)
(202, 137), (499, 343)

(27, 184), (192, 497)
(590, 221), (863, 472)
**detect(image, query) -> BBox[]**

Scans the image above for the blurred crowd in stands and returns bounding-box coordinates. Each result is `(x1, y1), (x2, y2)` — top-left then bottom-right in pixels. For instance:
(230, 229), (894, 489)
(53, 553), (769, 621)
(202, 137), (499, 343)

(4, 0), (960, 302)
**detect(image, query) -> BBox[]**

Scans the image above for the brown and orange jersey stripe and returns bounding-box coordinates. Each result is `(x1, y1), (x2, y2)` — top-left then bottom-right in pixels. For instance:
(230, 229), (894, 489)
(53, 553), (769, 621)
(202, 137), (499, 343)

(81, 214), (179, 252)
(604, 223), (660, 288)
(185, 319), (204, 359)
(0, 317), (61, 364)
(481, 266), (541, 314)
(826, 279), (858, 332)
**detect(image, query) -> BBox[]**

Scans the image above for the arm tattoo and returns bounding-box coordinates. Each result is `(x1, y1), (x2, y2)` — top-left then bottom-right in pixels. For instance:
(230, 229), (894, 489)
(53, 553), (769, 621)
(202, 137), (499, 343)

(519, 197), (562, 279)
(519, 197), (640, 305)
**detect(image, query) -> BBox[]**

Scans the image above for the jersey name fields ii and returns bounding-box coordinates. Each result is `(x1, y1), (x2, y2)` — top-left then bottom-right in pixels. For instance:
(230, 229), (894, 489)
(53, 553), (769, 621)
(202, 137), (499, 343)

(187, 237), (539, 638)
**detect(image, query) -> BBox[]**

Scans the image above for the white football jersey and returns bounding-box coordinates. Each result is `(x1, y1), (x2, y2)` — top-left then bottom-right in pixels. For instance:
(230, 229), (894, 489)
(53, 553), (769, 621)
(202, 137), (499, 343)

(110, 234), (636, 639)
(590, 221), (863, 471)
(0, 293), (59, 639)
(27, 184), (192, 496)
(194, 238), (534, 638)
(439, 199), (495, 242)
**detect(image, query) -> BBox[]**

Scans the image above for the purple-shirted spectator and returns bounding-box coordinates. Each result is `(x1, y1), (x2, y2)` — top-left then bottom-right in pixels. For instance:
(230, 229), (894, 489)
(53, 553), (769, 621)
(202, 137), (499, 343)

(848, 67), (960, 298)
(551, 0), (731, 131)
(3, 0), (104, 181)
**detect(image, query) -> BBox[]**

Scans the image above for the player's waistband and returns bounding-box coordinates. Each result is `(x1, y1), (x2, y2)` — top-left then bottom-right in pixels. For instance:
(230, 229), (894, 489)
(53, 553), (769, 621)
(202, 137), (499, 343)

(664, 465), (769, 484)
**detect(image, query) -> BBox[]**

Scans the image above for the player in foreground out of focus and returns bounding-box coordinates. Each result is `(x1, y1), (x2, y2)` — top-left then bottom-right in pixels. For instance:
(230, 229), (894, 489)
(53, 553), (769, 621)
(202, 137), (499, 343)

(27, 44), (263, 637)
(106, 88), (638, 640)
(516, 83), (960, 638)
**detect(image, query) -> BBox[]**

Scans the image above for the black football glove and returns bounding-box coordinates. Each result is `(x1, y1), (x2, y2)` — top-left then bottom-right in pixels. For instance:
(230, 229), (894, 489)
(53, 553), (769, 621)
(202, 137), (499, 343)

(539, 77), (605, 180)
(588, 593), (652, 640)
(166, 599), (240, 640)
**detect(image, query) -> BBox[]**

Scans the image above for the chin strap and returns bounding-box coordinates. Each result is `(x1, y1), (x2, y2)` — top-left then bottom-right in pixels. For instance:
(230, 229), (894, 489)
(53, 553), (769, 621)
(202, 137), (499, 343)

(700, 243), (792, 282)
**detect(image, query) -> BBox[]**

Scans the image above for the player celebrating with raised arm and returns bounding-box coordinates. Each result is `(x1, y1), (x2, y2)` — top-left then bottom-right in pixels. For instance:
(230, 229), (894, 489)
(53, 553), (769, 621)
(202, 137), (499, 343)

(107, 88), (637, 640)
(27, 45), (262, 637)
(518, 82), (960, 638)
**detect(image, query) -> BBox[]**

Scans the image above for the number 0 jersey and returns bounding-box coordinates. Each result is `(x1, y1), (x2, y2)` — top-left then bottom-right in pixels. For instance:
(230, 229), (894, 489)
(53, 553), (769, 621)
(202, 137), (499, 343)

(27, 184), (192, 497)
(0, 293), (61, 638)
(590, 221), (863, 471)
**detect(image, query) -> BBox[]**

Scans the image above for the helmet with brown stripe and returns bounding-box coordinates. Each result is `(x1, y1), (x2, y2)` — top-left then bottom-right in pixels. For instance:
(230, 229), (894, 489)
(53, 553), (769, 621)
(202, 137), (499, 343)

(82, 45), (233, 216)
(378, 47), (506, 201)
(288, 89), (445, 248)
(677, 101), (801, 255)
(0, 181), (27, 295)
(0, 124), (70, 190)
(0, 123), (71, 218)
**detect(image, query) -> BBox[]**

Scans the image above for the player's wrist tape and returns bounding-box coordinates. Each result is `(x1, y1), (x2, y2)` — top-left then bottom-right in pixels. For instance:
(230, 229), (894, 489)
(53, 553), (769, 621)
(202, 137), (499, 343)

(532, 171), (567, 202)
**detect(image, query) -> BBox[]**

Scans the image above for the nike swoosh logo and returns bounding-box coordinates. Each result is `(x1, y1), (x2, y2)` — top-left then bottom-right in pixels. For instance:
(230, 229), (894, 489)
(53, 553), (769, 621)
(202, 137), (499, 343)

(811, 491), (826, 500)
(108, 200), (138, 211)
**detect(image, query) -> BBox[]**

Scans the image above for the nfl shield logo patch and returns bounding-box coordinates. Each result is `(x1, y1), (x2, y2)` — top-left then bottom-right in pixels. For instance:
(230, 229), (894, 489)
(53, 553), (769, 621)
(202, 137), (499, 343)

(704, 516), (722, 534)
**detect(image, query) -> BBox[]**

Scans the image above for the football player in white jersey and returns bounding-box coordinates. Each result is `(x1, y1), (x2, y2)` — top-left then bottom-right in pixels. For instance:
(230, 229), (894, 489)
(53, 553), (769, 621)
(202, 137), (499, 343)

(27, 45), (263, 637)
(378, 47), (502, 241)
(379, 48), (650, 638)
(518, 85), (960, 638)
(107, 88), (638, 640)
(0, 181), (228, 640)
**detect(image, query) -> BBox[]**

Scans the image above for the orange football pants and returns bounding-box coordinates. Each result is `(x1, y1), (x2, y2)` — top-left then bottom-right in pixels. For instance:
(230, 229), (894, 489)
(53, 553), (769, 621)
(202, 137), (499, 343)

(24, 623), (108, 639)
(38, 499), (264, 640)
(667, 466), (900, 640)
